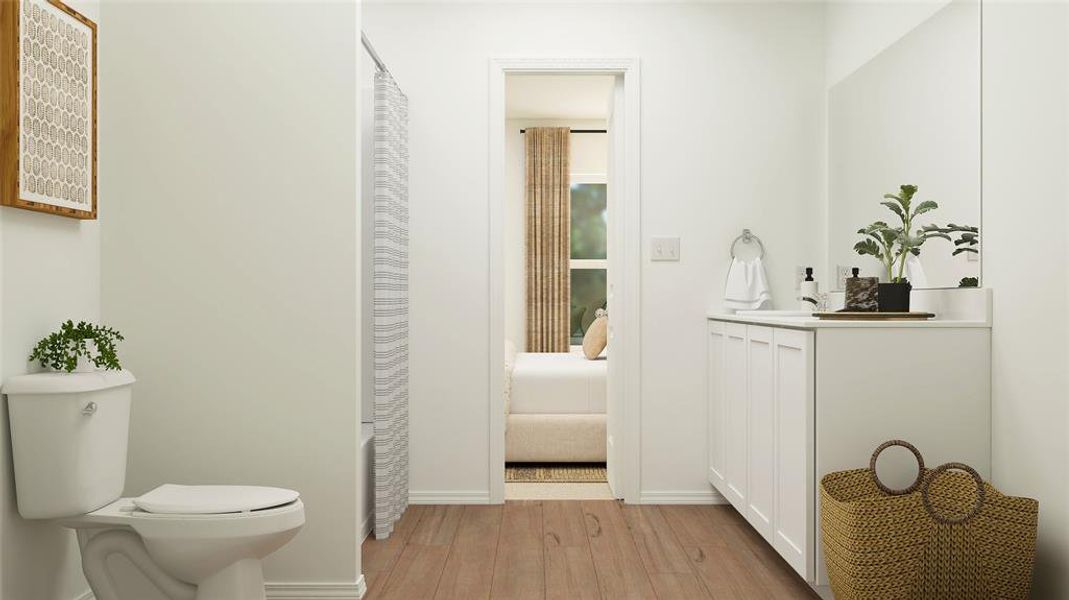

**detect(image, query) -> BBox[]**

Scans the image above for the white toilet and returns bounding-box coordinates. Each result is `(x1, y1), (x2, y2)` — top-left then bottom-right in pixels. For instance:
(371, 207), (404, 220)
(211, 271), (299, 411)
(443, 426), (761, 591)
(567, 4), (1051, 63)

(3, 370), (305, 600)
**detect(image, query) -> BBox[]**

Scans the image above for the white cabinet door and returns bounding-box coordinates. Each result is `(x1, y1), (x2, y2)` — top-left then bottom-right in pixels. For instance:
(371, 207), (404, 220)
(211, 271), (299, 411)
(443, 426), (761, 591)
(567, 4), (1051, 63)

(772, 328), (814, 580)
(707, 321), (727, 493)
(746, 325), (775, 542)
(723, 323), (748, 512)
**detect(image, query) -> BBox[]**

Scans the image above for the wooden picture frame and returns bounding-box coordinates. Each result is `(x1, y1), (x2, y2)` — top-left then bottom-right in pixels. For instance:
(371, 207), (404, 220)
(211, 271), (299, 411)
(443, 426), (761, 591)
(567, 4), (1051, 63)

(1, 0), (97, 220)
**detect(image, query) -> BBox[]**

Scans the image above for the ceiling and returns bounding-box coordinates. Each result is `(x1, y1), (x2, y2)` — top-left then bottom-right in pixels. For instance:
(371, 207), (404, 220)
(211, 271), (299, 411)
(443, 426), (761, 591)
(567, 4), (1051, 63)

(505, 75), (615, 120)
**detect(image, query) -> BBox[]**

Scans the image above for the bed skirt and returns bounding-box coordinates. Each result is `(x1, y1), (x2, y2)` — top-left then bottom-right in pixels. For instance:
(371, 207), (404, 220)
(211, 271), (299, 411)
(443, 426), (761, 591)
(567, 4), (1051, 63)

(506, 414), (606, 462)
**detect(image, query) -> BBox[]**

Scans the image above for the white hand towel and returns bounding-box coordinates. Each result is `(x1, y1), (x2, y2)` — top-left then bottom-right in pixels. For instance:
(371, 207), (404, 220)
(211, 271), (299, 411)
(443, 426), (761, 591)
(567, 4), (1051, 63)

(724, 256), (772, 311)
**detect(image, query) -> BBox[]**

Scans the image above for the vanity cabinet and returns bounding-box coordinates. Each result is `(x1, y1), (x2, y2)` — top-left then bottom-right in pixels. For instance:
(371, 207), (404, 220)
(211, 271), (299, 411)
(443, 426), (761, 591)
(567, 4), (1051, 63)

(708, 322), (813, 578)
(707, 309), (991, 595)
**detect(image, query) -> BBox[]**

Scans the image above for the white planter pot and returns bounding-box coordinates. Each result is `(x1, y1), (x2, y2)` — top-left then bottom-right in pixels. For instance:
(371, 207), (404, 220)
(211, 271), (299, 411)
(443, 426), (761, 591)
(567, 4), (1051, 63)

(73, 353), (98, 373)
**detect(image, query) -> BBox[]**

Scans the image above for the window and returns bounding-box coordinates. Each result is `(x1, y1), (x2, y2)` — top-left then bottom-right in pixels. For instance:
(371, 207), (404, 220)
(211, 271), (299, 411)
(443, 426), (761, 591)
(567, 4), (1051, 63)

(570, 175), (607, 345)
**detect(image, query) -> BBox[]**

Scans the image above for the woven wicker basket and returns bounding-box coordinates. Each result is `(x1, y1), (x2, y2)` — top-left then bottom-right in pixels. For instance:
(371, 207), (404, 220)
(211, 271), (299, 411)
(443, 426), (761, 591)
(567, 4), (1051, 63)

(820, 440), (1039, 600)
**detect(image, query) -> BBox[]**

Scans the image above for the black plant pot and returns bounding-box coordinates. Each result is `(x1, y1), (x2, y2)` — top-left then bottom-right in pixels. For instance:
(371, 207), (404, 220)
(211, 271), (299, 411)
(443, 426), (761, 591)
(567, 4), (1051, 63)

(878, 281), (912, 312)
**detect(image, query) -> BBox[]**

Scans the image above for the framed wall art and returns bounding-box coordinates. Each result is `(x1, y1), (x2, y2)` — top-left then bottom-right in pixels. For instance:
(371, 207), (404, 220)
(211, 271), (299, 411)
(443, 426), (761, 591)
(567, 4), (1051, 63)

(2, 0), (97, 219)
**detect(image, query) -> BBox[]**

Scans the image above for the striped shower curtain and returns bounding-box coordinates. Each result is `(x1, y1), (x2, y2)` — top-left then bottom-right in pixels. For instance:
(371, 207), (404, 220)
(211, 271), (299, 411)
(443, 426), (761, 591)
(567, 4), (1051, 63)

(373, 70), (409, 540)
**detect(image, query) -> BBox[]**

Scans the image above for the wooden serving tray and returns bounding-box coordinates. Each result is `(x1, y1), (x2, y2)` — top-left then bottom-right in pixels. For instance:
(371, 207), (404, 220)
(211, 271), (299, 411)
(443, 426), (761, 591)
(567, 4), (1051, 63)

(814, 312), (936, 321)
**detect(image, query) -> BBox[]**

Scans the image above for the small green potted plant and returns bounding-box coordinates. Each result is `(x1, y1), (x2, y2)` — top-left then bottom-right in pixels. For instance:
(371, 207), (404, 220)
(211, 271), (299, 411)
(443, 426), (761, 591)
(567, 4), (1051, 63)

(29, 320), (125, 373)
(853, 184), (946, 312)
(920, 222), (979, 258)
(936, 223), (978, 257)
(920, 223), (980, 288)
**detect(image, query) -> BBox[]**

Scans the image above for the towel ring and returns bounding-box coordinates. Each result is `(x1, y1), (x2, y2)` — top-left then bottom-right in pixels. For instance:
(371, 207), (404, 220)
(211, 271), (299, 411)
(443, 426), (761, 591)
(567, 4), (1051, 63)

(730, 229), (765, 259)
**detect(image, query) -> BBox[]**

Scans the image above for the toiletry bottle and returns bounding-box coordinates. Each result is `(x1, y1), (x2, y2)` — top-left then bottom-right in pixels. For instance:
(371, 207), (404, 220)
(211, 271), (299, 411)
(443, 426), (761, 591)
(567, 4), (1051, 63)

(800, 267), (819, 311)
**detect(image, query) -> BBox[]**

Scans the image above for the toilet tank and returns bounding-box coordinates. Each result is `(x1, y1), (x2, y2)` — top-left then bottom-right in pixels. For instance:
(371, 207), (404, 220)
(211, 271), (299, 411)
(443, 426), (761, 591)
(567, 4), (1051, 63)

(3, 370), (136, 519)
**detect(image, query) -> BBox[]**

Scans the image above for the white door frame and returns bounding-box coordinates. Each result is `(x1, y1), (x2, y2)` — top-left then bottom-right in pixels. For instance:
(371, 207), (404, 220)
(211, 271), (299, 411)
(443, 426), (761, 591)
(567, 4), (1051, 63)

(487, 57), (641, 504)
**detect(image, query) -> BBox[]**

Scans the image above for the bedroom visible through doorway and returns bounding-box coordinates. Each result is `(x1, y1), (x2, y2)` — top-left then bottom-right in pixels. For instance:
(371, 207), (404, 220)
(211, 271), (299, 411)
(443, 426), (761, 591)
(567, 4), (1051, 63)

(502, 74), (614, 501)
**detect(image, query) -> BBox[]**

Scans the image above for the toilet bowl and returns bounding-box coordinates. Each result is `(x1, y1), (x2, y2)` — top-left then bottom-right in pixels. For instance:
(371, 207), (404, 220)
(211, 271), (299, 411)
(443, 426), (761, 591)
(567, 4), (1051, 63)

(63, 485), (305, 600)
(3, 371), (305, 600)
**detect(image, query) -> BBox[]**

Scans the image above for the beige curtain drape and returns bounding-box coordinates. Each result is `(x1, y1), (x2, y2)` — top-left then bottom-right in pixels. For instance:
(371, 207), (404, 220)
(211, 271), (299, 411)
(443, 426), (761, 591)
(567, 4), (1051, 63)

(525, 127), (571, 352)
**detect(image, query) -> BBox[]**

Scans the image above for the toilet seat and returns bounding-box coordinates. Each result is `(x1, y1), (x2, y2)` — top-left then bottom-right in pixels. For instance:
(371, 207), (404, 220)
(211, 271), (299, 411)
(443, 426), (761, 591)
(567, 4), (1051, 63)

(58, 484), (303, 532)
(135, 484), (300, 515)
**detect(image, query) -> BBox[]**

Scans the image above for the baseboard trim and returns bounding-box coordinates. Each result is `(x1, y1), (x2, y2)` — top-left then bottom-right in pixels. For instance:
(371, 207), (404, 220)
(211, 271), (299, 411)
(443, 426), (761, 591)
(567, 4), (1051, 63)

(639, 490), (728, 505)
(265, 577), (366, 599)
(74, 578), (367, 600)
(409, 490), (490, 504)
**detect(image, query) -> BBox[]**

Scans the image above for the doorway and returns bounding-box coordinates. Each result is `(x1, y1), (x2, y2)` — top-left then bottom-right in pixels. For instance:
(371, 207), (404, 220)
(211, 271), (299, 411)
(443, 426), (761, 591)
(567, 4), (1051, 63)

(488, 59), (641, 504)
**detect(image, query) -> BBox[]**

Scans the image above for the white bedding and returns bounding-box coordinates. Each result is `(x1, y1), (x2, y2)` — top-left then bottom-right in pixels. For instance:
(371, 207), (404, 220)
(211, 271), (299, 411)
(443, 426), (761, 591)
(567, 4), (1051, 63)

(508, 349), (607, 414)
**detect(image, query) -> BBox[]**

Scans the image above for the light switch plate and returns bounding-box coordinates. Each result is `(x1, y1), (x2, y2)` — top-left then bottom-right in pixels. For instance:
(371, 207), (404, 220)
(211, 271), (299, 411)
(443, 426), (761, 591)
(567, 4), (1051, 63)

(650, 237), (680, 261)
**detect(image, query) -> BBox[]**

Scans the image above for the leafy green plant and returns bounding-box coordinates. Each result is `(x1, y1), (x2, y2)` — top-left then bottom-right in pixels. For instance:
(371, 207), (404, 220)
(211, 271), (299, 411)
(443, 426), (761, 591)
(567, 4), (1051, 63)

(29, 320), (125, 373)
(854, 184), (945, 283)
(920, 223), (979, 256)
(959, 276), (979, 288)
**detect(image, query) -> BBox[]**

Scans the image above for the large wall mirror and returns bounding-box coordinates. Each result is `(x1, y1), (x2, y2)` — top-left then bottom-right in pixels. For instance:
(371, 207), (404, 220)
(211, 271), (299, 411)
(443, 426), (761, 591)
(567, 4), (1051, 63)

(828, 0), (981, 290)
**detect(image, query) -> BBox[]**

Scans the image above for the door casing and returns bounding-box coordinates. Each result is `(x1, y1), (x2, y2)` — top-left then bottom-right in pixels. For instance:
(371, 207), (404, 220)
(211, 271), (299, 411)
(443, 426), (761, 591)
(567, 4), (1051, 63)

(488, 57), (642, 504)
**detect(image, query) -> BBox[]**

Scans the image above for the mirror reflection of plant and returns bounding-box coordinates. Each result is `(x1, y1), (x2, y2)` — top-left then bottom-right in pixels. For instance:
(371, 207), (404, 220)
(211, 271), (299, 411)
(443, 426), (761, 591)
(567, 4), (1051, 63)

(920, 223), (979, 256)
(853, 184), (942, 283)
(29, 320), (125, 373)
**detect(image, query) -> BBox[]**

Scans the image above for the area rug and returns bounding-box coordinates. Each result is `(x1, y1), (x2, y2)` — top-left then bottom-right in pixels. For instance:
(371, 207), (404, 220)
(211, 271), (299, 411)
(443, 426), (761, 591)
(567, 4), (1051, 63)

(505, 463), (607, 483)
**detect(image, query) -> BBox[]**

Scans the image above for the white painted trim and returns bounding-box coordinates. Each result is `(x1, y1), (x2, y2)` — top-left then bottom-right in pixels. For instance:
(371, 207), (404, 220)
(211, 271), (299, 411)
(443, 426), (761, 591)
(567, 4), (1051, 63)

(639, 490), (728, 505)
(76, 580), (368, 600)
(489, 57), (642, 505)
(265, 577), (366, 600)
(570, 259), (607, 270)
(571, 172), (607, 184)
(409, 490), (491, 505)
(489, 59), (507, 505)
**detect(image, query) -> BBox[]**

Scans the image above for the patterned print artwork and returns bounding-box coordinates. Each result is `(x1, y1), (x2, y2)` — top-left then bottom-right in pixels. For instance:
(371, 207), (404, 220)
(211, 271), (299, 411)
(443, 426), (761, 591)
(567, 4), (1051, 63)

(18, 0), (93, 212)
(373, 70), (409, 540)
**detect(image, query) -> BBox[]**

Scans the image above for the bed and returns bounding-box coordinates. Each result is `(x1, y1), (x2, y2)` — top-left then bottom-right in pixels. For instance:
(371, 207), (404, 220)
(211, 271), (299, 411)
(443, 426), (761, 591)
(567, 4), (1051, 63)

(505, 345), (607, 462)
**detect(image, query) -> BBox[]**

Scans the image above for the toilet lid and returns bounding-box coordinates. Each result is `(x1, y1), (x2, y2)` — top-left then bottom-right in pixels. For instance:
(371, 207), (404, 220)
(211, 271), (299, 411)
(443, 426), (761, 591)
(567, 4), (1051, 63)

(134, 484), (300, 515)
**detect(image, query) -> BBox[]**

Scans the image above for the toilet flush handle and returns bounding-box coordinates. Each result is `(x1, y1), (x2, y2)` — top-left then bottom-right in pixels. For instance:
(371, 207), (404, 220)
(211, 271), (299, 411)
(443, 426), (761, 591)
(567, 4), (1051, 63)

(82, 401), (98, 416)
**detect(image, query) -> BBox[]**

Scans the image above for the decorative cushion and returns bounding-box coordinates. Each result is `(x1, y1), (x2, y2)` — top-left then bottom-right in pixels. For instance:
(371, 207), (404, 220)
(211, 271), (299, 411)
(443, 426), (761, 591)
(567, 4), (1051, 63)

(582, 313), (608, 359)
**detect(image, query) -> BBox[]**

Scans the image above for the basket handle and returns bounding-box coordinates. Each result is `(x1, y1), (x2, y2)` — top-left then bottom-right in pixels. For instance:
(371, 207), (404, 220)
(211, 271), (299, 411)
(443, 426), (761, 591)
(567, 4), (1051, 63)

(869, 440), (925, 496)
(921, 462), (986, 525)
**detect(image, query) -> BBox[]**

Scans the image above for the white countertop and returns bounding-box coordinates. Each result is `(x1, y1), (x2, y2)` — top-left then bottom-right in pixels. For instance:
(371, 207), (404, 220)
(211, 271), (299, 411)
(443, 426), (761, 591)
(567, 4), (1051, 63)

(707, 312), (991, 329)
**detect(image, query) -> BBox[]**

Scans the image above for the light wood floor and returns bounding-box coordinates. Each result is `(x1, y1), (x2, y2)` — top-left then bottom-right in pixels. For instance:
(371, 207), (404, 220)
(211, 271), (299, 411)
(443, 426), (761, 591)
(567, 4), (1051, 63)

(362, 501), (819, 599)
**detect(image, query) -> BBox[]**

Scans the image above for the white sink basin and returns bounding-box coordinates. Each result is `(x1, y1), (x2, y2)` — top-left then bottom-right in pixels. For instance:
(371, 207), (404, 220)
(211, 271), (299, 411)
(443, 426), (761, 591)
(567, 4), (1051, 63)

(734, 310), (815, 318)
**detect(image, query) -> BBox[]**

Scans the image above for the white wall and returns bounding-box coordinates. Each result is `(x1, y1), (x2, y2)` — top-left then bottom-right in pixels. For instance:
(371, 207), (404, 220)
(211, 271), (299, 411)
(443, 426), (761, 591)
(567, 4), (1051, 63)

(364, 1), (825, 500)
(0, 0), (100, 596)
(504, 120), (607, 350)
(983, 2), (1069, 596)
(100, 0), (363, 590)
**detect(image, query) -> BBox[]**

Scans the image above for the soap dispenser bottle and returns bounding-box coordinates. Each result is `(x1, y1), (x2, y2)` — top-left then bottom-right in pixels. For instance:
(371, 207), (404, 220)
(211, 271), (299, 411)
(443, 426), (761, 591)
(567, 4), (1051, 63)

(800, 267), (819, 311)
